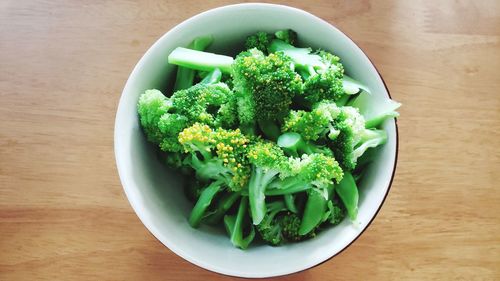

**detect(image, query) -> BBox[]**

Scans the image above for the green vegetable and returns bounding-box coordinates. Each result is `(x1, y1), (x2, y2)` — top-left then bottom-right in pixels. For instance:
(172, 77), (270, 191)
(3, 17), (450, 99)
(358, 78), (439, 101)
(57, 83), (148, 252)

(137, 29), (401, 248)
(335, 172), (359, 220)
(224, 197), (255, 249)
(174, 35), (213, 91)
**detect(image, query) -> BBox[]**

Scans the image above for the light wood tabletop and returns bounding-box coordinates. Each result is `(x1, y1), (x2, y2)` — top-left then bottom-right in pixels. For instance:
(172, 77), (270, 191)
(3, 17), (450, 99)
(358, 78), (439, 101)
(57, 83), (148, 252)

(1, 1), (499, 280)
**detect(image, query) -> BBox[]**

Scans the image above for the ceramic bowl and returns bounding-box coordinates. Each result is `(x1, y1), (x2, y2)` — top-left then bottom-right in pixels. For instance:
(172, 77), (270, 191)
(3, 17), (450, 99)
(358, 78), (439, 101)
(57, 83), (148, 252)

(115, 3), (398, 278)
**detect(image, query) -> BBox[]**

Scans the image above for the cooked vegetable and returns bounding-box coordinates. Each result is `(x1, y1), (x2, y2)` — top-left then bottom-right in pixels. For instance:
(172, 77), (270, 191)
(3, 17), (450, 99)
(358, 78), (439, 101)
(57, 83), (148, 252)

(137, 30), (401, 249)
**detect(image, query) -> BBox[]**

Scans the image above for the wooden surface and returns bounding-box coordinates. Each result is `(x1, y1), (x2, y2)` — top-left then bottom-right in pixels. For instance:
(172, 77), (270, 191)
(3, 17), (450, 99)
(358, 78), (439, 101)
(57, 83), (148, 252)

(1, 1), (499, 280)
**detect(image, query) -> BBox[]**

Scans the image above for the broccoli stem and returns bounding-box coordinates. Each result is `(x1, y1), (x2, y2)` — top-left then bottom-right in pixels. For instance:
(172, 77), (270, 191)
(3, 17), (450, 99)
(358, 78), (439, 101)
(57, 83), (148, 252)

(168, 47), (234, 74)
(335, 172), (358, 221)
(174, 36), (213, 91)
(258, 120), (281, 141)
(335, 94), (351, 107)
(277, 132), (321, 156)
(266, 177), (311, 195)
(299, 188), (327, 235)
(353, 129), (387, 159)
(284, 194), (298, 213)
(204, 192), (241, 225)
(349, 91), (401, 128)
(342, 75), (371, 95)
(189, 180), (224, 227)
(224, 197), (255, 249)
(248, 167), (279, 225)
(186, 154), (230, 182)
(199, 68), (222, 85)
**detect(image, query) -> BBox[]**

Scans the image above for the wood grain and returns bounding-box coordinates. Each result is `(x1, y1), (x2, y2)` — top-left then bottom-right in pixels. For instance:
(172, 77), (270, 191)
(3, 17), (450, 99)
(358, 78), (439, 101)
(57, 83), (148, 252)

(1, 0), (499, 280)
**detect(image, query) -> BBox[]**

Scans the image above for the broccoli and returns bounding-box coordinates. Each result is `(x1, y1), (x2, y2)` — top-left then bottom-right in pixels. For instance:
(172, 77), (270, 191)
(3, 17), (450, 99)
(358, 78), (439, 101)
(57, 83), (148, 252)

(246, 141), (292, 225)
(256, 200), (287, 245)
(137, 69), (238, 153)
(349, 91), (401, 128)
(172, 80), (238, 129)
(257, 200), (317, 245)
(244, 29), (297, 53)
(233, 48), (303, 138)
(244, 31), (273, 53)
(137, 89), (172, 144)
(280, 212), (315, 241)
(268, 40), (345, 105)
(136, 31), (401, 249)
(330, 106), (388, 171)
(282, 100), (341, 141)
(168, 47), (303, 138)
(178, 123), (250, 191)
(224, 197), (255, 249)
(174, 35), (213, 91)
(274, 29), (298, 45)
(277, 132), (333, 157)
(289, 153), (343, 234)
(325, 199), (346, 226)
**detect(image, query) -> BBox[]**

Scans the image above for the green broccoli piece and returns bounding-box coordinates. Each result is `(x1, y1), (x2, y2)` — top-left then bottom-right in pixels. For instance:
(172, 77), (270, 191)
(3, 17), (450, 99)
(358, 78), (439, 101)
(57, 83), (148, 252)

(172, 81), (238, 129)
(281, 212), (311, 241)
(232, 48), (303, 137)
(244, 31), (273, 53)
(178, 123), (251, 191)
(282, 100), (341, 141)
(257, 200), (318, 245)
(274, 29), (298, 45)
(246, 141), (291, 225)
(256, 200), (287, 246)
(277, 132), (333, 157)
(244, 29), (297, 53)
(168, 47), (303, 138)
(325, 199), (346, 226)
(174, 35), (213, 91)
(330, 106), (387, 171)
(224, 197), (256, 249)
(137, 89), (172, 144)
(348, 91), (401, 128)
(268, 40), (345, 105)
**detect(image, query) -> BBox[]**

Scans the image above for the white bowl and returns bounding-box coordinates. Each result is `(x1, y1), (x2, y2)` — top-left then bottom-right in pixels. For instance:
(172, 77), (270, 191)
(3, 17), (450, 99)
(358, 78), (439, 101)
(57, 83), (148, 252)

(115, 3), (398, 278)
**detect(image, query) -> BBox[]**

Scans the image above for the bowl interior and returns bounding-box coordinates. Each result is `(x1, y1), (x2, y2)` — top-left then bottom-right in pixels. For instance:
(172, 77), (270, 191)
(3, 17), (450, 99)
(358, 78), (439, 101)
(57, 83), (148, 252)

(115, 3), (397, 278)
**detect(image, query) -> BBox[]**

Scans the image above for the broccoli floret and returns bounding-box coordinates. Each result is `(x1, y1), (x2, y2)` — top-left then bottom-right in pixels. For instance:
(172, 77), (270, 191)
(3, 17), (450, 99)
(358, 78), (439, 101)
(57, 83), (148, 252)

(246, 141), (291, 225)
(232, 49), (303, 137)
(178, 123), (251, 191)
(256, 200), (287, 246)
(284, 153), (343, 235)
(269, 40), (345, 105)
(330, 106), (387, 171)
(274, 29), (298, 45)
(168, 47), (303, 137)
(281, 212), (303, 241)
(138, 69), (239, 152)
(257, 201), (319, 245)
(157, 113), (189, 152)
(244, 29), (297, 53)
(137, 89), (172, 144)
(172, 81), (238, 129)
(244, 31), (273, 53)
(326, 199), (346, 226)
(282, 100), (341, 141)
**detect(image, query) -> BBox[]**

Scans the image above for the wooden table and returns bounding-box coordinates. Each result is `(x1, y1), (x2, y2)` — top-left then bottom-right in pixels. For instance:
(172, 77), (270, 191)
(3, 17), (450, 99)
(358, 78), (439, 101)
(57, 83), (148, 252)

(1, 1), (499, 280)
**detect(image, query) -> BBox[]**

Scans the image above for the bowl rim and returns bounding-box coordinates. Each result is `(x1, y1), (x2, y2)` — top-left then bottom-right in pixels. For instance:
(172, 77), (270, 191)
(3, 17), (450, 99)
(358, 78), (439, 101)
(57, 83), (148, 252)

(114, 2), (399, 278)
